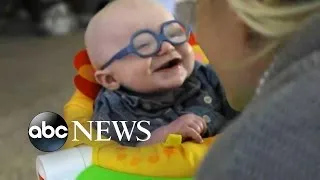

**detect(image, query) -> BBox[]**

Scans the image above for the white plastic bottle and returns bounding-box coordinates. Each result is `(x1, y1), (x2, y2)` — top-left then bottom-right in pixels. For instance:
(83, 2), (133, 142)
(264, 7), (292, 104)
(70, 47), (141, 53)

(36, 145), (92, 180)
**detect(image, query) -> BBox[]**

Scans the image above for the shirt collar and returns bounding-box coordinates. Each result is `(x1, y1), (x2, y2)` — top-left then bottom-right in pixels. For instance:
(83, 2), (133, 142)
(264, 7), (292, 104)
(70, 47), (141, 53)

(115, 62), (202, 111)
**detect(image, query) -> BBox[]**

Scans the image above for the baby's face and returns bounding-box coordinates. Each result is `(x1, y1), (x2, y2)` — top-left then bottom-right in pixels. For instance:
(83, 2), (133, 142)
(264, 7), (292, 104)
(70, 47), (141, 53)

(104, 19), (195, 93)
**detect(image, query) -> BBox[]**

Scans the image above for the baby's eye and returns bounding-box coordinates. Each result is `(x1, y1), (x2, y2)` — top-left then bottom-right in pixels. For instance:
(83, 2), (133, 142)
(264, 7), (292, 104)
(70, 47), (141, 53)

(167, 31), (182, 38)
(135, 41), (155, 51)
(133, 38), (158, 55)
(136, 43), (150, 49)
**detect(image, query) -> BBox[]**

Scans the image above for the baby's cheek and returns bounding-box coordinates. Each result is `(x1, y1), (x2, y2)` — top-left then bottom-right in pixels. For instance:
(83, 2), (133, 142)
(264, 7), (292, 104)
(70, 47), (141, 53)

(127, 68), (154, 90)
(181, 43), (194, 56)
(179, 43), (195, 61)
(124, 60), (150, 78)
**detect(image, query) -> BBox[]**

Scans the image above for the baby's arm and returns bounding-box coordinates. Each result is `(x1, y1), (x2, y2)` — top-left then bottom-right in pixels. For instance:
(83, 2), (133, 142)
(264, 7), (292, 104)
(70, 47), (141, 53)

(136, 125), (170, 146)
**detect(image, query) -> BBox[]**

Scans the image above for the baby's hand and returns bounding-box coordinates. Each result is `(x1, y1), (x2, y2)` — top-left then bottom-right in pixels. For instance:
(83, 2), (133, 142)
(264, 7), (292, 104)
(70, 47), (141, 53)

(167, 114), (207, 143)
(137, 114), (207, 146)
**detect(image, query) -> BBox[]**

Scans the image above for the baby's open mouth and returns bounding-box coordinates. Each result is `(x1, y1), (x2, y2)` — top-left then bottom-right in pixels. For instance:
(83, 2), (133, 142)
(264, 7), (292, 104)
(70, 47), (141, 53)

(155, 58), (182, 72)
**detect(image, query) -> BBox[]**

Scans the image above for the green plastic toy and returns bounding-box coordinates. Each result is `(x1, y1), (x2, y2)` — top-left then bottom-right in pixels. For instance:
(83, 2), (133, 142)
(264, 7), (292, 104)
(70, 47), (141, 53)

(77, 165), (193, 180)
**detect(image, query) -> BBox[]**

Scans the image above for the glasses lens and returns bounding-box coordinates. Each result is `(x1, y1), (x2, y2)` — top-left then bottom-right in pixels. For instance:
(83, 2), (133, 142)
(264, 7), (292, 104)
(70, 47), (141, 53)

(133, 32), (158, 56)
(163, 22), (188, 44)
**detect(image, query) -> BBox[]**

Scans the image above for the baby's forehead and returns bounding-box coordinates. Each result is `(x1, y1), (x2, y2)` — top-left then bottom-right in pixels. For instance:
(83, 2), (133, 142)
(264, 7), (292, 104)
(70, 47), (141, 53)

(124, 12), (173, 29)
(112, 3), (173, 29)
(110, 15), (174, 41)
(129, 19), (172, 34)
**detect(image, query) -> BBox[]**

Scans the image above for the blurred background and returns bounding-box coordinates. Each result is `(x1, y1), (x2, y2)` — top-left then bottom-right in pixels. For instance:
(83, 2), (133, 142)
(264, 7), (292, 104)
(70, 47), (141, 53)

(0, 0), (113, 179)
(0, 0), (113, 36)
(0, 0), (195, 179)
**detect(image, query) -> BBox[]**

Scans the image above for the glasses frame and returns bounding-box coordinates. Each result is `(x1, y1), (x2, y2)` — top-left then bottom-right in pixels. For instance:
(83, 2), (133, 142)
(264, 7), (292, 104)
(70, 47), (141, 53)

(100, 20), (191, 70)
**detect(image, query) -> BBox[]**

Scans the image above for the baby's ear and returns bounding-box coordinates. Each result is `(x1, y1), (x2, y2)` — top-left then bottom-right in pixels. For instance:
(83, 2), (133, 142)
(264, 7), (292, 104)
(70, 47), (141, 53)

(95, 70), (120, 90)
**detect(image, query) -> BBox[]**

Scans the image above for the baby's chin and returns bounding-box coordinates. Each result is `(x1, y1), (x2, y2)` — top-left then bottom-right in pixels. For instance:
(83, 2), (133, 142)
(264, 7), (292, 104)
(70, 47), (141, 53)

(155, 65), (193, 90)
(126, 74), (188, 93)
(119, 65), (193, 93)
(157, 73), (189, 90)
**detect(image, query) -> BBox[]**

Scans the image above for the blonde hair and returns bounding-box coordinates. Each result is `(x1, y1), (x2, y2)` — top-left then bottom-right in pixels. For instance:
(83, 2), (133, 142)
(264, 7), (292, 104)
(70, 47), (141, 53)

(226, 0), (320, 68)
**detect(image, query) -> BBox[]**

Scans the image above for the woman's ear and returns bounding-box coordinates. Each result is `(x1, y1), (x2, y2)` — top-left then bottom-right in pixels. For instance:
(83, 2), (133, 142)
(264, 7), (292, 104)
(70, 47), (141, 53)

(94, 70), (120, 90)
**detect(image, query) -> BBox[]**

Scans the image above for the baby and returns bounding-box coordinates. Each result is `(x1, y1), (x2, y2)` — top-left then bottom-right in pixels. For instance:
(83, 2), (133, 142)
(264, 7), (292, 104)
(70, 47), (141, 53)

(85, 0), (238, 147)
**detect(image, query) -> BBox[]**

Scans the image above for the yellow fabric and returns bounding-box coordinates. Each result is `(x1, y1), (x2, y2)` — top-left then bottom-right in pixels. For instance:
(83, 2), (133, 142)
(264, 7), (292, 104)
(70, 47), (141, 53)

(63, 46), (216, 177)
(78, 65), (96, 83)
(193, 45), (209, 64)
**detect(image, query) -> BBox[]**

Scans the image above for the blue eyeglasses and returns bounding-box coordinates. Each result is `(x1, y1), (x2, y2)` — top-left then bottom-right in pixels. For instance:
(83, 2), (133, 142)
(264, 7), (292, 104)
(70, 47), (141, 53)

(100, 20), (191, 70)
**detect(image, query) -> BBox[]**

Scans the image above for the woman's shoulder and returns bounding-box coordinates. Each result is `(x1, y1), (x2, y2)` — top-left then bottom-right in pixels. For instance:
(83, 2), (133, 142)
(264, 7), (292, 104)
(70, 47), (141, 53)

(256, 13), (320, 102)
(252, 49), (320, 125)
(257, 51), (320, 101)
(257, 13), (320, 97)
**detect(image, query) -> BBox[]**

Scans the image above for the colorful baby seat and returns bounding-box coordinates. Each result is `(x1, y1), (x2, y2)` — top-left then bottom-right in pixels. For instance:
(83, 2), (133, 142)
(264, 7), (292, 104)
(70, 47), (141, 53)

(63, 32), (216, 180)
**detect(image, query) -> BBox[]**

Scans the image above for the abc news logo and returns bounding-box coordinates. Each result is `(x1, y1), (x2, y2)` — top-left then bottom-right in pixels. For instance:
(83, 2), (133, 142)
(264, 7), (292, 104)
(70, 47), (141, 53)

(28, 112), (68, 152)
(28, 112), (151, 152)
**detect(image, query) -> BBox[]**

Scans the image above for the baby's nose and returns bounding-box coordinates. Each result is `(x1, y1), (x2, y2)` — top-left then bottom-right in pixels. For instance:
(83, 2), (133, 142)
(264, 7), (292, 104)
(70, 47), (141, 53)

(157, 41), (175, 56)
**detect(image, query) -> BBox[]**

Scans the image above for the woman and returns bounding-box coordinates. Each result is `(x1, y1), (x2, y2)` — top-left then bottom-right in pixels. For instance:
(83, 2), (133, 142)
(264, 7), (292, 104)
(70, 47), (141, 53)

(194, 0), (320, 179)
